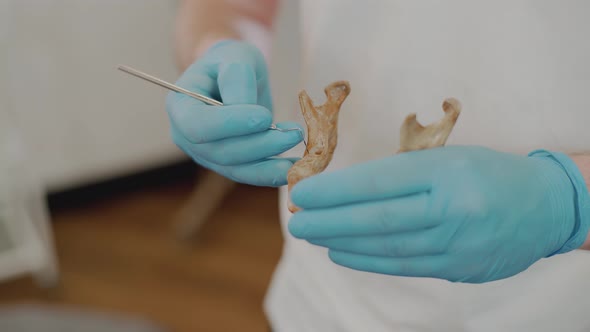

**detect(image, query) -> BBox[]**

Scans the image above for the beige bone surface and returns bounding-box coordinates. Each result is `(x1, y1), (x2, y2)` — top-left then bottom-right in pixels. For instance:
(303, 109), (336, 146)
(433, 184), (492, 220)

(398, 98), (461, 153)
(287, 81), (351, 213)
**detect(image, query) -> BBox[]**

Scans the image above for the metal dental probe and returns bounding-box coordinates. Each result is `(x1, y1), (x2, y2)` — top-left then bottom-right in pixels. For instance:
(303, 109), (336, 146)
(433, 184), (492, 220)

(117, 65), (308, 150)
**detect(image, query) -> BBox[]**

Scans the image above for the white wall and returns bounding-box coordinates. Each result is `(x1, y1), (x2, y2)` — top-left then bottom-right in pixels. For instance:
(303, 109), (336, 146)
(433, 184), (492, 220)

(1, 0), (305, 192)
(269, 0), (302, 124)
(1, 1), (184, 191)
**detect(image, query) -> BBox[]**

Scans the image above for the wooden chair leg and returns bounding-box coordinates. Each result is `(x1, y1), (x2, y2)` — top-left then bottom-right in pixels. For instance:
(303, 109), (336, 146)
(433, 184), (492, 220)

(173, 170), (236, 241)
(29, 185), (60, 288)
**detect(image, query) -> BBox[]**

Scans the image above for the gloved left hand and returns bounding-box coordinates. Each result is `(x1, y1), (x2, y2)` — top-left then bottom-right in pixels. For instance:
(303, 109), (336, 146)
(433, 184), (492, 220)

(288, 146), (590, 283)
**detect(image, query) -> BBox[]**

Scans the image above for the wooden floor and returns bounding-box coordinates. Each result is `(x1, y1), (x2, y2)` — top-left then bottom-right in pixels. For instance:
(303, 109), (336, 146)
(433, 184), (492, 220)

(0, 175), (283, 332)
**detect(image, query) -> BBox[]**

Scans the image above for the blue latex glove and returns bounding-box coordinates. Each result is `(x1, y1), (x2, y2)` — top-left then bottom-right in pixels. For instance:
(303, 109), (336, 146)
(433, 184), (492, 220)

(288, 146), (590, 283)
(166, 40), (303, 187)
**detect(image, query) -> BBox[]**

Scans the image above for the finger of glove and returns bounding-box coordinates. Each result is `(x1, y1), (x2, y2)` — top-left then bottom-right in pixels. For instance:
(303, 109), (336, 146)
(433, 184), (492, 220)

(185, 121), (304, 166)
(218, 62), (258, 105)
(288, 192), (435, 239)
(257, 79), (273, 112)
(172, 40), (269, 105)
(290, 151), (435, 209)
(205, 40), (267, 77)
(328, 250), (450, 279)
(167, 97), (272, 143)
(309, 227), (449, 258)
(173, 126), (295, 187)
(218, 157), (295, 187)
(172, 59), (221, 101)
(207, 40), (272, 109)
(177, 135), (295, 187)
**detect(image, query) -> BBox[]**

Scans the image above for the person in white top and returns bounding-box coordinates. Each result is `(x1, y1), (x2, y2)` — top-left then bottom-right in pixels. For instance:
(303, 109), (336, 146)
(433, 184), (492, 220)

(167, 1), (590, 331)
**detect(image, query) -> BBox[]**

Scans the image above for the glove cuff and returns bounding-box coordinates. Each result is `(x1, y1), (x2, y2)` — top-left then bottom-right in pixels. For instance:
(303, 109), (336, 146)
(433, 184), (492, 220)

(529, 149), (590, 255)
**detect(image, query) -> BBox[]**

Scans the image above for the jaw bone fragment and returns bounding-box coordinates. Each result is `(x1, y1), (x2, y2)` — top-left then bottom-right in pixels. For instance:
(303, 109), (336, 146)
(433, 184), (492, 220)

(398, 98), (461, 153)
(287, 81), (351, 213)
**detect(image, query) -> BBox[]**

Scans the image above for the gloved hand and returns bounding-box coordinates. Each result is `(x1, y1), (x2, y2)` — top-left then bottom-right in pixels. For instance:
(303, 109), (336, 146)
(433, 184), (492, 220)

(288, 146), (590, 283)
(166, 40), (303, 187)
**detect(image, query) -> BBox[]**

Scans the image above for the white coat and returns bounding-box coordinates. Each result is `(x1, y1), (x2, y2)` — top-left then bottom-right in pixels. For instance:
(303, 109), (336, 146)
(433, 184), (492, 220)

(266, 1), (590, 331)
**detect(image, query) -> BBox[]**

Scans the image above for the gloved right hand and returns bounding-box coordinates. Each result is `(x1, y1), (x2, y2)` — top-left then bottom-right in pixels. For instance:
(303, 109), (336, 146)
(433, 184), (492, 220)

(166, 40), (303, 187)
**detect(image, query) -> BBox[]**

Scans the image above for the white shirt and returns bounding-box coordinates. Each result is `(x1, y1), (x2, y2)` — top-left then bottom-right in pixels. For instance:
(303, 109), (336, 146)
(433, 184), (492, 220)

(265, 1), (590, 331)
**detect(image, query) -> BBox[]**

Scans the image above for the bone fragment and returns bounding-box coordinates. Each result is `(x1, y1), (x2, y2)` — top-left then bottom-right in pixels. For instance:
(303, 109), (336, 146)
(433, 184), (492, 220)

(287, 81), (351, 213)
(398, 98), (461, 153)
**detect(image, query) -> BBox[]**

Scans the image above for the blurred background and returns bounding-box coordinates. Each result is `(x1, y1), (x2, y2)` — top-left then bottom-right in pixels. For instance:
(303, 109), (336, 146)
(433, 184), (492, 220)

(0, 1), (299, 331)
